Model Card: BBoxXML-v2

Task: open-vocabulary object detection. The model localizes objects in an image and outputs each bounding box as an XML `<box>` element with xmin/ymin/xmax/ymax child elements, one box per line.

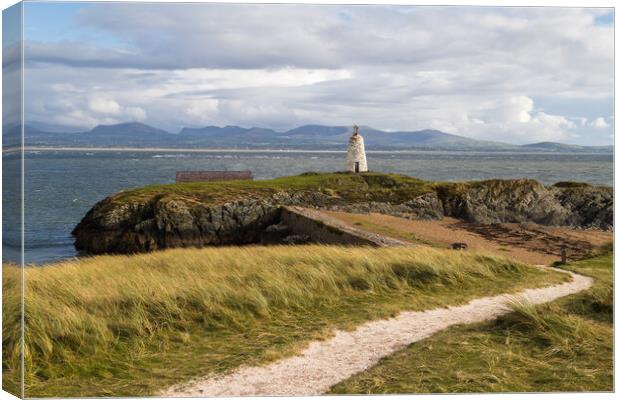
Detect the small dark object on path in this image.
<box><xmin>561</xmin><ymin>247</ymin><xmax>567</xmax><ymax>264</ymax></box>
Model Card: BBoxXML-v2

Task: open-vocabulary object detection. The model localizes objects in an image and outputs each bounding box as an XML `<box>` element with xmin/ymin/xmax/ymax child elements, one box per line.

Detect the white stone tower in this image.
<box><xmin>346</xmin><ymin>125</ymin><xmax>368</xmax><ymax>173</ymax></box>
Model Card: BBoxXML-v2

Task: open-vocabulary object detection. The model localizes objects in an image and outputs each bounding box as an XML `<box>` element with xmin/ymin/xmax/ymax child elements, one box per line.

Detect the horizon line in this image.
<box><xmin>2</xmin><ymin>146</ymin><xmax>613</xmax><ymax>155</ymax></box>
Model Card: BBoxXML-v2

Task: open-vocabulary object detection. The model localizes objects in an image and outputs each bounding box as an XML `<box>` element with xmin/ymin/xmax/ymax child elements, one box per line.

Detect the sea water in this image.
<box><xmin>2</xmin><ymin>150</ymin><xmax>613</xmax><ymax>264</ymax></box>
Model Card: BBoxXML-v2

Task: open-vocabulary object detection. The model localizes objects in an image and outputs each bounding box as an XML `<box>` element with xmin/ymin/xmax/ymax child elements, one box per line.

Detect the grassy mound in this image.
<box><xmin>106</xmin><ymin>171</ymin><xmax>439</xmax><ymax>208</ymax></box>
<box><xmin>330</xmin><ymin>244</ymin><xmax>613</xmax><ymax>394</ymax></box>
<box><xmin>73</xmin><ymin>171</ymin><xmax>612</xmax><ymax>255</ymax></box>
<box><xmin>3</xmin><ymin>245</ymin><xmax>567</xmax><ymax>397</ymax></box>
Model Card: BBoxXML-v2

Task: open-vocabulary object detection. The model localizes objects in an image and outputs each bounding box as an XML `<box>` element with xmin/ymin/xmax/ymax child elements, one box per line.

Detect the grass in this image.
<box><xmin>113</xmin><ymin>172</ymin><xmax>583</xmax><ymax>213</ymax></box>
<box><xmin>107</xmin><ymin>172</ymin><xmax>439</xmax><ymax>208</ymax></box>
<box><xmin>330</xmin><ymin>243</ymin><xmax>613</xmax><ymax>394</ymax></box>
<box><xmin>2</xmin><ymin>245</ymin><xmax>568</xmax><ymax>397</ymax></box>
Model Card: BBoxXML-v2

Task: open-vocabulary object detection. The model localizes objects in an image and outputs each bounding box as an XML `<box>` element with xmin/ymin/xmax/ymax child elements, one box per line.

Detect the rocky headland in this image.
<box><xmin>72</xmin><ymin>172</ymin><xmax>613</xmax><ymax>254</ymax></box>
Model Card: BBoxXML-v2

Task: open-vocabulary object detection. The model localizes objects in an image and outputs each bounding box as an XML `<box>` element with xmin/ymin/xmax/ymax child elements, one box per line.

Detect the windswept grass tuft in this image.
<box><xmin>2</xmin><ymin>263</ymin><xmax>22</xmax><ymax>397</ymax></box>
<box><xmin>3</xmin><ymin>245</ymin><xmax>566</xmax><ymax>397</ymax></box>
<box><xmin>554</xmin><ymin>242</ymin><xmax>613</xmax><ymax>323</ymax></box>
<box><xmin>498</xmin><ymin>300</ymin><xmax>606</xmax><ymax>359</ymax></box>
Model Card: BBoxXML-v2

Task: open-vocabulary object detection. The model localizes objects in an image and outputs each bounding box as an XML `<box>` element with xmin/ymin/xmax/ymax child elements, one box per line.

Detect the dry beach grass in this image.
<box><xmin>2</xmin><ymin>245</ymin><xmax>566</xmax><ymax>397</ymax></box>
<box><xmin>164</xmin><ymin>264</ymin><xmax>591</xmax><ymax>396</ymax></box>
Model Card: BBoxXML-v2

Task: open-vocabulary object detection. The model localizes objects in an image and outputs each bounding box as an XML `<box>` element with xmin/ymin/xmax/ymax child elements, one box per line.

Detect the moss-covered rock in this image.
<box><xmin>72</xmin><ymin>172</ymin><xmax>613</xmax><ymax>254</ymax></box>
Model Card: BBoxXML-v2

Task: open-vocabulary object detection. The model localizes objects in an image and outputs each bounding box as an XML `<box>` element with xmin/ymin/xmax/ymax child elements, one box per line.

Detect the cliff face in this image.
<box><xmin>442</xmin><ymin>179</ymin><xmax>612</xmax><ymax>228</ymax></box>
<box><xmin>73</xmin><ymin>173</ymin><xmax>612</xmax><ymax>254</ymax></box>
<box><xmin>73</xmin><ymin>191</ymin><xmax>333</xmax><ymax>254</ymax></box>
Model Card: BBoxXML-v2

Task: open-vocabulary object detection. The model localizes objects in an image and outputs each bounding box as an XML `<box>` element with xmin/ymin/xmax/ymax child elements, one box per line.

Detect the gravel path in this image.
<box><xmin>163</xmin><ymin>267</ymin><xmax>592</xmax><ymax>397</ymax></box>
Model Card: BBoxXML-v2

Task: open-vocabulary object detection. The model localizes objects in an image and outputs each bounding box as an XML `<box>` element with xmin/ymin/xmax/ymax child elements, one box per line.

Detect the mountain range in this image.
<box><xmin>2</xmin><ymin>122</ymin><xmax>613</xmax><ymax>152</ymax></box>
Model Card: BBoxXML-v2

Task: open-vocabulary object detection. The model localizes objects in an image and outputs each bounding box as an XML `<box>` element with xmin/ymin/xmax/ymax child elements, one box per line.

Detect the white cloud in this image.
<box><xmin>125</xmin><ymin>106</ymin><xmax>147</xmax><ymax>121</ymax></box>
<box><xmin>21</xmin><ymin>4</ymin><xmax>613</xmax><ymax>145</ymax></box>
<box><xmin>412</xmin><ymin>95</ymin><xmax>579</xmax><ymax>143</ymax></box>
<box><xmin>89</xmin><ymin>98</ymin><xmax>121</xmax><ymax>115</ymax></box>
<box><xmin>491</xmin><ymin>96</ymin><xmax>534</xmax><ymax>124</ymax></box>
<box><xmin>184</xmin><ymin>99</ymin><xmax>220</xmax><ymax>125</ymax></box>
<box><xmin>590</xmin><ymin>117</ymin><xmax>609</xmax><ymax>128</ymax></box>
<box><xmin>573</xmin><ymin>117</ymin><xmax>588</xmax><ymax>127</ymax></box>
<box><xmin>87</xmin><ymin>97</ymin><xmax>146</xmax><ymax>122</ymax></box>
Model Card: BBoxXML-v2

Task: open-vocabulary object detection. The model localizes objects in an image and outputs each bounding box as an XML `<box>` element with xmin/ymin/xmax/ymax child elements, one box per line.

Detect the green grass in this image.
<box><xmin>90</xmin><ymin>172</ymin><xmax>608</xmax><ymax>211</ymax></box>
<box><xmin>2</xmin><ymin>245</ymin><xmax>568</xmax><ymax>397</ymax></box>
<box><xmin>108</xmin><ymin>172</ymin><xmax>439</xmax><ymax>208</ymax></box>
<box><xmin>330</xmin><ymin>244</ymin><xmax>613</xmax><ymax>394</ymax></box>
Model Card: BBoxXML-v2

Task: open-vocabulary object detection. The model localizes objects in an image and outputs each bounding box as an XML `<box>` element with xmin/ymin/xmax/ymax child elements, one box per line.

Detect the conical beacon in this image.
<box><xmin>346</xmin><ymin>124</ymin><xmax>368</xmax><ymax>173</ymax></box>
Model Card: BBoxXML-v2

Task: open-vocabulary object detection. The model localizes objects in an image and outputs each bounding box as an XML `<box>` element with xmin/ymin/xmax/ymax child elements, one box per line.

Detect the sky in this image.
<box><xmin>13</xmin><ymin>2</ymin><xmax>615</xmax><ymax>145</ymax></box>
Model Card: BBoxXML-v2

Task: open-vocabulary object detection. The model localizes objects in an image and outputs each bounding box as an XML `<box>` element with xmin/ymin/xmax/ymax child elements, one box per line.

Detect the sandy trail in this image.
<box><xmin>323</xmin><ymin>211</ymin><xmax>612</xmax><ymax>265</ymax></box>
<box><xmin>163</xmin><ymin>267</ymin><xmax>592</xmax><ymax>397</ymax></box>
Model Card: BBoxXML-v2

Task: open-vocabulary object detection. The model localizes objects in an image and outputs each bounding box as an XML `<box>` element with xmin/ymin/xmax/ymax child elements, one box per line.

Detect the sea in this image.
<box><xmin>1</xmin><ymin>149</ymin><xmax>614</xmax><ymax>265</ymax></box>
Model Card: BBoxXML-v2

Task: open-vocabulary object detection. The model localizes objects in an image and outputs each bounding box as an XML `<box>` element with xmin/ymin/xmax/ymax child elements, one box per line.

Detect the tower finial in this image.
<box><xmin>352</xmin><ymin>124</ymin><xmax>359</xmax><ymax>136</ymax></box>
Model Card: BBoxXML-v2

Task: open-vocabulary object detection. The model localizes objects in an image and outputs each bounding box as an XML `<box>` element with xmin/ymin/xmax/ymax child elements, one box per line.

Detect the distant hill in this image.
<box><xmin>523</xmin><ymin>141</ymin><xmax>613</xmax><ymax>153</ymax></box>
<box><xmin>279</xmin><ymin>125</ymin><xmax>506</xmax><ymax>149</ymax></box>
<box><xmin>89</xmin><ymin>122</ymin><xmax>170</xmax><ymax>138</ymax></box>
<box><xmin>283</xmin><ymin>125</ymin><xmax>349</xmax><ymax>138</ymax></box>
<box><xmin>18</xmin><ymin>122</ymin><xmax>179</xmax><ymax>148</ymax></box>
<box><xmin>361</xmin><ymin>127</ymin><xmax>511</xmax><ymax>149</ymax></box>
<box><xmin>180</xmin><ymin>126</ymin><xmax>250</xmax><ymax>137</ymax></box>
<box><xmin>6</xmin><ymin>122</ymin><xmax>612</xmax><ymax>152</ymax></box>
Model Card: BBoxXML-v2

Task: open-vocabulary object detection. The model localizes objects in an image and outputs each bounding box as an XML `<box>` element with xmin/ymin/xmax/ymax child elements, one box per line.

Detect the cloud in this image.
<box><xmin>87</xmin><ymin>97</ymin><xmax>146</xmax><ymax>122</ymax></box>
<box><xmin>25</xmin><ymin>5</ymin><xmax>613</xmax><ymax>83</ymax></box>
<box><xmin>25</xmin><ymin>78</ymin><xmax>150</xmax><ymax>129</ymax></box>
<box><xmin>19</xmin><ymin>4</ymin><xmax>614</xmax><ymax>145</ymax></box>
<box><xmin>399</xmin><ymin>95</ymin><xmax>579</xmax><ymax>143</ymax></box>
<box><xmin>89</xmin><ymin>98</ymin><xmax>121</xmax><ymax>115</ymax></box>
<box><xmin>125</xmin><ymin>106</ymin><xmax>147</xmax><ymax>121</ymax></box>
<box><xmin>492</xmin><ymin>96</ymin><xmax>535</xmax><ymax>123</ymax></box>
<box><xmin>590</xmin><ymin>117</ymin><xmax>610</xmax><ymax>128</ymax></box>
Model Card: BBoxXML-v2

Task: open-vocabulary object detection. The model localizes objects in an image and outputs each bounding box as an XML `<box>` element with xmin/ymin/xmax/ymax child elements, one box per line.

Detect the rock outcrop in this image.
<box><xmin>449</xmin><ymin>179</ymin><xmax>612</xmax><ymax>229</ymax></box>
<box><xmin>74</xmin><ymin>193</ymin><xmax>312</xmax><ymax>254</ymax></box>
<box><xmin>73</xmin><ymin>173</ymin><xmax>612</xmax><ymax>254</ymax></box>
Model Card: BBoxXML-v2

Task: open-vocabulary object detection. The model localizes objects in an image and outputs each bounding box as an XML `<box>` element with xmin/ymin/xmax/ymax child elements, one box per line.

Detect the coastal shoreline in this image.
<box><xmin>3</xmin><ymin>146</ymin><xmax>613</xmax><ymax>155</ymax></box>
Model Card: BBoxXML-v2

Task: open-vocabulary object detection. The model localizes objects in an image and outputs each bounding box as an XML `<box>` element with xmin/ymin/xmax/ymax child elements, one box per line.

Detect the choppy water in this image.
<box><xmin>1</xmin><ymin>150</ymin><xmax>613</xmax><ymax>264</ymax></box>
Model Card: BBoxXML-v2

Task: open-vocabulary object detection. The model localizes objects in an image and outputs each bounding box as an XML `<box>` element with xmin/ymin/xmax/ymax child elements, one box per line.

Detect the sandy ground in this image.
<box><xmin>324</xmin><ymin>212</ymin><xmax>612</xmax><ymax>265</ymax></box>
<box><xmin>163</xmin><ymin>267</ymin><xmax>592</xmax><ymax>397</ymax></box>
